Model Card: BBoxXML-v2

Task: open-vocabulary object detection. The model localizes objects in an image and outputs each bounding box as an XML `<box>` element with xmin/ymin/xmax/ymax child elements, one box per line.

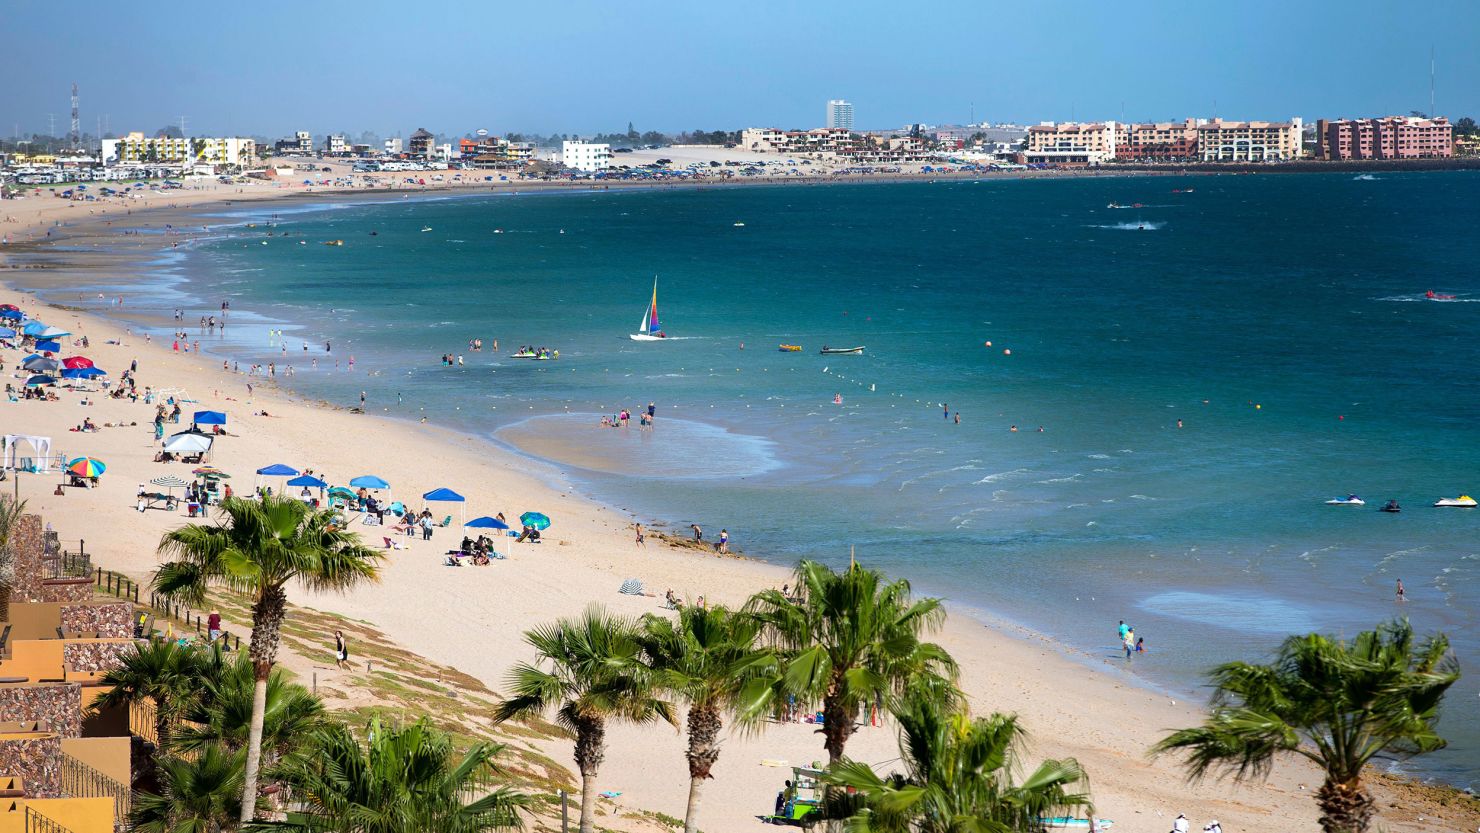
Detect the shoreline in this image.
<box><xmin>2</xmin><ymin>180</ymin><xmax>1473</xmax><ymax>832</ymax></box>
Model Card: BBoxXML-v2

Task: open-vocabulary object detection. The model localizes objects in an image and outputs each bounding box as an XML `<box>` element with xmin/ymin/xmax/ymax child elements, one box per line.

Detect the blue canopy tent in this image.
<box><xmin>0</xmin><ymin>309</ymin><xmax>23</xmax><ymax>320</ymax></box>
<box><xmin>0</xmin><ymin>328</ymin><xmax>16</xmax><ymax>338</ymax></box>
<box><xmin>255</xmin><ymin>463</ymin><xmax>300</xmax><ymax>494</ymax></box>
<box><xmin>21</xmin><ymin>321</ymin><xmax>48</xmax><ymax>336</ymax></box>
<box><xmin>286</xmin><ymin>474</ymin><xmax>328</xmax><ymax>503</ymax></box>
<box><xmin>34</xmin><ymin>339</ymin><xmax>61</xmax><ymax>353</ymax></box>
<box><xmin>193</xmin><ymin>410</ymin><xmax>227</xmax><ymax>429</ymax></box>
<box><xmin>422</xmin><ymin>487</ymin><xmax>467</xmax><ymax>524</ymax></box>
<box><xmin>464</xmin><ymin>515</ymin><xmax>511</xmax><ymax>558</ymax></box>
<box><xmin>349</xmin><ymin>475</ymin><xmax>391</xmax><ymax>504</ymax></box>
<box><xmin>37</xmin><ymin>327</ymin><xmax>69</xmax><ymax>339</ymax></box>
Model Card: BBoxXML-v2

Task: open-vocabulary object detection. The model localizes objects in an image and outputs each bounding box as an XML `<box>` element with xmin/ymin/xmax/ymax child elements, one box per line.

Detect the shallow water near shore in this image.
<box><xmin>33</xmin><ymin>172</ymin><xmax>1480</xmax><ymax>789</ymax></box>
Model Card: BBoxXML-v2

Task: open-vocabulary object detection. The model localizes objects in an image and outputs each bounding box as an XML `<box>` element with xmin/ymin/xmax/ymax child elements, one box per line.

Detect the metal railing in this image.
<box><xmin>129</xmin><ymin>698</ymin><xmax>158</xmax><ymax>747</ymax></box>
<box><xmin>41</xmin><ymin>540</ymin><xmax>91</xmax><ymax>580</ymax></box>
<box><xmin>23</xmin><ymin>806</ymin><xmax>77</xmax><ymax>833</ymax></box>
<box><xmin>60</xmin><ymin>751</ymin><xmax>130</xmax><ymax>823</ymax></box>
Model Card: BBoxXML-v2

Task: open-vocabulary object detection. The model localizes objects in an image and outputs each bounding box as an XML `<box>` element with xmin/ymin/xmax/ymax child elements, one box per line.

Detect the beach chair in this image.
<box><xmin>382</xmin><ymin>536</ymin><xmax>404</xmax><ymax>550</ymax></box>
<box><xmin>439</xmin><ymin>515</ymin><xmax>452</xmax><ymax>527</ymax></box>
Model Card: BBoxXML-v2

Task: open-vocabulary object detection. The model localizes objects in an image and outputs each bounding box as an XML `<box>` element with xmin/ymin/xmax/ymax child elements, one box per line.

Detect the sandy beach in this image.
<box><xmin>1</xmin><ymin>186</ymin><xmax>1472</xmax><ymax>833</ymax></box>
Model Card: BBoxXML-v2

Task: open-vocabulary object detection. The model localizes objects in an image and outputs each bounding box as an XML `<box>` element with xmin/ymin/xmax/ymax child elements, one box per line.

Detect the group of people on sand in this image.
<box><xmin>446</xmin><ymin>534</ymin><xmax>501</xmax><ymax>566</ymax></box>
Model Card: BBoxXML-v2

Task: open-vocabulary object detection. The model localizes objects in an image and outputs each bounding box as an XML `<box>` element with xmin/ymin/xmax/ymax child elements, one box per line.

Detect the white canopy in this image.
<box><xmin>162</xmin><ymin>431</ymin><xmax>213</xmax><ymax>454</ymax></box>
<box><xmin>2</xmin><ymin>434</ymin><xmax>53</xmax><ymax>473</ymax></box>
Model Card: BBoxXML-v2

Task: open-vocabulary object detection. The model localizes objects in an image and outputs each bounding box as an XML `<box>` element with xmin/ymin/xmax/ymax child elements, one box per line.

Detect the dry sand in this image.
<box><xmin>0</xmin><ymin>188</ymin><xmax>1467</xmax><ymax>833</ymax></box>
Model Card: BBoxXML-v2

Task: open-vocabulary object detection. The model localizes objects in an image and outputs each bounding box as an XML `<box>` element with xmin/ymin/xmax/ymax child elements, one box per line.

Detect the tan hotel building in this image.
<box><xmin>1197</xmin><ymin>118</ymin><xmax>1303</xmax><ymax>161</ymax></box>
<box><xmin>1024</xmin><ymin>122</ymin><xmax>1119</xmax><ymax>165</ymax></box>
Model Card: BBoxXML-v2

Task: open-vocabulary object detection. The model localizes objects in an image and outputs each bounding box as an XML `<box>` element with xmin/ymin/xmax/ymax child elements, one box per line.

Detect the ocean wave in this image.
<box><xmin>1089</xmin><ymin>221</ymin><xmax>1165</xmax><ymax>231</ymax></box>
<box><xmin>1034</xmin><ymin>473</ymin><xmax>1083</xmax><ymax>484</ymax></box>
<box><xmin>974</xmin><ymin>467</ymin><xmax>1030</xmax><ymax>484</ymax></box>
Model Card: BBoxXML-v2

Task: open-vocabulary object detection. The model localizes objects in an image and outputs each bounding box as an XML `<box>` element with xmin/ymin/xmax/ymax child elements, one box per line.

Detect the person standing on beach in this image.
<box><xmin>690</xmin><ymin>523</ymin><xmax>702</xmax><ymax>542</ymax></box>
<box><xmin>1124</xmin><ymin>627</ymin><xmax>1136</xmax><ymax>659</ymax></box>
<box><xmin>1396</xmin><ymin>579</ymin><xmax>1406</xmax><ymax>602</ymax></box>
<box><xmin>334</xmin><ymin>630</ymin><xmax>350</xmax><ymax>670</ymax></box>
<box><xmin>635</xmin><ymin>523</ymin><xmax>645</xmax><ymax>547</ymax></box>
<box><xmin>360</xmin><ymin>391</ymin><xmax>366</xmax><ymax>410</ymax></box>
<box><xmin>718</xmin><ymin>529</ymin><xmax>729</xmax><ymax>553</ymax></box>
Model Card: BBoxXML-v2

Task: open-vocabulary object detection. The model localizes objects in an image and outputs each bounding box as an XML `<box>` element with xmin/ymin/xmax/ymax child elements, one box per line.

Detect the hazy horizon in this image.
<box><xmin>4</xmin><ymin>0</ymin><xmax>1478</xmax><ymax>140</ymax></box>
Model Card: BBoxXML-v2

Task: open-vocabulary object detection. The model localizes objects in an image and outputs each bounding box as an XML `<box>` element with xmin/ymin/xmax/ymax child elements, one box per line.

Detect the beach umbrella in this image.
<box><xmin>67</xmin><ymin>457</ymin><xmax>107</xmax><ymax>478</ymax></box>
<box><xmin>150</xmin><ymin>475</ymin><xmax>189</xmax><ymax>492</ymax></box>
<box><xmin>34</xmin><ymin>339</ymin><xmax>61</xmax><ymax>353</ymax></box>
<box><xmin>287</xmin><ymin>474</ymin><xmax>328</xmax><ymax>489</ymax></box>
<box><xmin>61</xmin><ymin>356</ymin><xmax>94</xmax><ymax>369</ymax></box>
<box><xmin>21</xmin><ymin>321</ymin><xmax>47</xmax><ymax>335</ymax></box>
<box><xmin>23</xmin><ymin>355</ymin><xmax>59</xmax><ymax>371</ymax></box>
<box><xmin>38</xmin><ymin>327</ymin><xmax>70</xmax><ymax>339</ymax></box>
<box><xmin>0</xmin><ymin>303</ymin><xmax>17</xmax><ymax>311</ymax></box>
<box><xmin>0</xmin><ymin>310</ymin><xmax>22</xmax><ymax>321</ymax></box>
<box><xmin>0</xmin><ymin>328</ymin><xmax>15</xmax><ymax>338</ymax></box>
<box><xmin>349</xmin><ymin>475</ymin><xmax>389</xmax><ymax>489</ymax></box>
<box><xmin>26</xmin><ymin>374</ymin><xmax>57</xmax><ymax>387</ymax></box>
<box><xmin>162</xmin><ymin>430</ymin><xmax>213</xmax><ymax>454</ymax></box>
<box><xmin>327</xmin><ymin>486</ymin><xmax>355</xmax><ymax>499</ymax></box>
<box><xmin>193</xmin><ymin>410</ymin><xmax>227</xmax><ymax>426</ymax></box>
<box><xmin>519</xmin><ymin>511</ymin><xmax>551</xmax><ymax>531</ymax></box>
<box><xmin>192</xmin><ymin>466</ymin><xmax>229</xmax><ymax>478</ymax></box>
<box><xmin>61</xmin><ymin>367</ymin><xmax>105</xmax><ymax>379</ymax></box>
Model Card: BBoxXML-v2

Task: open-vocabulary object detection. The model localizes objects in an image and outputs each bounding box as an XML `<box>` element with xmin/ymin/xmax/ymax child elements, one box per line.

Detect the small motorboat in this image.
<box><xmin>420</xmin><ymin>227</ymin><xmax>433</xmax><ymax>232</ymax></box>
<box><xmin>733</xmin><ymin>222</ymin><xmax>746</xmax><ymax>227</ymax></box>
<box><xmin>1107</xmin><ymin>202</ymin><xmax>1121</xmax><ymax>209</ymax></box>
<box><xmin>1434</xmin><ymin>495</ymin><xmax>1478</xmax><ymax>507</ymax></box>
<box><xmin>321</xmin><ymin>240</ymin><xmax>343</xmax><ymax>247</ymax></box>
<box><xmin>819</xmin><ymin>346</ymin><xmax>865</xmax><ymax>355</ymax></box>
<box><xmin>778</xmin><ymin>344</ymin><xmax>802</xmax><ymax>352</ymax></box>
<box><xmin>1325</xmin><ymin>495</ymin><xmax>1365</xmax><ymax>506</ymax></box>
<box><xmin>1426</xmin><ymin>290</ymin><xmax>1456</xmax><ymax>300</ymax></box>
<box><xmin>1379</xmin><ymin>500</ymin><xmax>1401</xmax><ymax>513</ymax></box>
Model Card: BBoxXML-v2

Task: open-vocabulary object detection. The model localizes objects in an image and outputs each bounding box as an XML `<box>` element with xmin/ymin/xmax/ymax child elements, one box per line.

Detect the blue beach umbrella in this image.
<box><xmin>349</xmin><ymin>475</ymin><xmax>389</xmax><ymax>489</ymax></box>
<box><xmin>465</xmin><ymin>516</ymin><xmax>509</xmax><ymax>529</ymax></box>
<box><xmin>287</xmin><ymin>475</ymin><xmax>328</xmax><ymax>489</ymax></box>
<box><xmin>22</xmin><ymin>321</ymin><xmax>48</xmax><ymax>335</ymax></box>
<box><xmin>0</xmin><ymin>328</ymin><xmax>15</xmax><ymax>338</ymax></box>
<box><xmin>518</xmin><ymin>511</ymin><xmax>551</xmax><ymax>531</ymax></box>
<box><xmin>0</xmin><ymin>310</ymin><xmax>23</xmax><ymax>321</ymax></box>
<box><xmin>34</xmin><ymin>339</ymin><xmax>61</xmax><ymax>353</ymax></box>
<box><xmin>61</xmin><ymin>367</ymin><xmax>105</xmax><ymax>379</ymax></box>
<box><xmin>26</xmin><ymin>374</ymin><xmax>57</xmax><ymax>387</ymax></box>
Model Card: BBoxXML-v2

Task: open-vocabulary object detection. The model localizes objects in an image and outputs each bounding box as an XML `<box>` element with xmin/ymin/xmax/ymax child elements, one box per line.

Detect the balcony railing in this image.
<box><xmin>60</xmin><ymin>751</ymin><xmax>130</xmax><ymax>824</ymax></box>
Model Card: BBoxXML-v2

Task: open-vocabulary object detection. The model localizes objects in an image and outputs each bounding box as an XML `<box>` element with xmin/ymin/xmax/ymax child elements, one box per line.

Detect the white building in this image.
<box><xmin>325</xmin><ymin>134</ymin><xmax>348</xmax><ymax>155</ymax></box>
<box><xmin>826</xmin><ymin>99</ymin><xmax>855</xmax><ymax>130</ymax></box>
<box><xmin>1023</xmin><ymin>121</ymin><xmax>1120</xmax><ymax>166</ymax></box>
<box><xmin>384</xmin><ymin>137</ymin><xmax>403</xmax><ymax>155</ymax></box>
<box><xmin>101</xmin><ymin>133</ymin><xmax>255</xmax><ymax>168</ymax></box>
<box><xmin>295</xmin><ymin>131</ymin><xmax>313</xmax><ymax>154</ymax></box>
<box><xmin>561</xmin><ymin>140</ymin><xmax>612</xmax><ymax>172</ymax></box>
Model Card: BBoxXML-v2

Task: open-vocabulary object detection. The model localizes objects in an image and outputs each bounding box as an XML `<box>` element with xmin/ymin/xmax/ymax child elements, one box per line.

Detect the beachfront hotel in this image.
<box><xmin>1023</xmin><ymin>121</ymin><xmax>1120</xmax><ymax>166</ymax></box>
<box><xmin>100</xmin><ymin>133</ymin><xmax>256</xmax><ymax>167</ymax></box>
<box><xmin>827</xmin><ymin>99</ymin><xmax>855</xmax><ymax>130</ymax></box>
<box><xmin>561</xmin><ymin>140</ymin><xmax>613</xmax><ymax>172</ymax></box>
<box><xmin>1115</xmin><ymin>119</ymin><xmax>1201</xmax><ymax>161</ymax></box>
<box><xmin>1196</xmin><ymin>118</ymin><xmax>1303</xmax><ymax>161</ymax></box>
<box><xmin>1315</xmin><ymin>116</ymin><xmax>1454</xmax><ymax>160</ymax></box>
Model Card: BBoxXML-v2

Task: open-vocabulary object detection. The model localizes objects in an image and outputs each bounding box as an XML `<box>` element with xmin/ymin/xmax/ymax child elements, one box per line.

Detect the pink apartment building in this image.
<box><xmin>1317</xmin><ymin>116</ymin><xmax>1453</xmax><ymax>160</ymax></box>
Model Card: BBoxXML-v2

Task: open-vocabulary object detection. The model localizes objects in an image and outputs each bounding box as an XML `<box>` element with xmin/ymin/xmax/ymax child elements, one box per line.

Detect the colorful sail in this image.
<box><xmin>644</xmin><ymin>278</ymin><xmax>662</xmax><ymax>335</ymax></box>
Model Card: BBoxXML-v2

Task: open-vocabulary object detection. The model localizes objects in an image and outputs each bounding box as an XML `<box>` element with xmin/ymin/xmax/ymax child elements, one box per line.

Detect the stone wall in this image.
<box><xmin>0</xmin><ymin>682</ymin><xmax>82</xmax><ymax>737</ymax></box>
<box><xmin>9</xmin><ymin>514</ymin><xmax>44</xmax><ymax>603</ymax></box>
<box><xmin>41</xmin><ymin>579</ymin><xmax>94</xmax><ymax>604</ymax></box>
<box><xmin>59</xmin><ymin>602</ymin><xmax>133</xmax><ymax>638</ymax></box>
<box><xmin>0</xmin><ymin>733</ymin><xmax>62</xmax><ymax>797</ymax></box>
<box><xmin>63</xmin><ymin>642</ymin><xmax>135</xmax><ymax>675</ymax></box>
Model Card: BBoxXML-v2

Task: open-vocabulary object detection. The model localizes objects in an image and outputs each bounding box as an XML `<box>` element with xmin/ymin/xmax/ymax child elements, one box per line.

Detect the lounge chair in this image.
<box><xmin>438</xmin><ymin>515</ymin><xmax>452</xmax><ymax>527</ymax></box>
<box><xmin>382</xmin><ymin>537</ymin><xmax>405</xmax><ymax>550</ymax></box>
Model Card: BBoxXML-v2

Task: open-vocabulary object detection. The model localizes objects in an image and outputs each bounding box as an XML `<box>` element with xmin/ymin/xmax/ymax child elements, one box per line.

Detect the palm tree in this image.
<box><xmin>155</xmin><ymin>494</ymin><xmax>383</xmax><ymax>823</ymax></box>
<box><xmin>637</xmin><ymin>605</ymin><xmax>771</xmax><ymax>833</ymax></box>
<box><xmin>174</xmin><ymin>650</ymin><xmax>326</xmax><ymax>768</ymax></box>
<box><xmin>90</xmin><ymin>639</ymin><xmax>207</xmax><ymax>756</ymax></box>
<box><xmin>493</xmin><ymin>606</ymin><xmax>675</xmax><ymax>833</ymax></box>
<box><xmin>1153</xmin><ymin>620</ymin><xmax>1460</xmax><ymax>833</ymax></box>
<box><xmin>252</xmin><ymin>718</ymin><xmax>527</xmax><ymax>833</ymax></box>
<box><xmin>827</xmin><ymin>685</ymin><xmax>1092</xmax><ymax>833</ymax></box>
<box><xmin>132</xmin><ymin>743</ymin><xmax>245</xmax><ymax>833</ymax></box>
<box><xmin>0</xmin><ymin>495</ymin><xmax>27</xmax><ymax>623</ymax></box>
<box><xmin>745</xmin><ymin>561</ymin><xmax>958</xmax><ymax>764</ymax></box>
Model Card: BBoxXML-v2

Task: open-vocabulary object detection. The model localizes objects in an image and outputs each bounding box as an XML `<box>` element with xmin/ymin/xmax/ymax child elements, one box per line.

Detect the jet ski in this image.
<box><xmin>1426</xmin><ymin>290</ymin><xmax>1456</xmax><ymax>300</ymax></box>
<box><xmin>1434</xmin><ymin>495</ymin><xmax>1478</xmax><ymax>507</ymax></box>
<box><xmin>1379</xmin><ymin>500</ymin><xmax>1401</xmax><ymax>513</ymax></box>
<box><xmin>1325</xmin><ymin>495</ymin><xmax>1365</xmax><ymax>506</ymax></box>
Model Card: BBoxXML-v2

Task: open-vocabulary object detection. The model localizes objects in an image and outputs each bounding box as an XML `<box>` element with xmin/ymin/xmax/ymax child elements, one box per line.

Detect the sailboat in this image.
<box><xmin>629</xmin><ymin>277</ymin><xmax>667</xmax><ymax>341</ymax></box>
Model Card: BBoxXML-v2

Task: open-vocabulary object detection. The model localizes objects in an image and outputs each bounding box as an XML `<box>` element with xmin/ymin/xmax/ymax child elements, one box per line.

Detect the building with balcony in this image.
<box><xmin>192</xmin><ymin>137</ymin><xmax>256</xmax><ymax>167</ymax></box>
<box><xmin>826</xmin><ymin>99</ymin><xmax>854</xmax><ymax>130</ymax></box>
<box><xmin>295</xmin><ymin>131</ymin><xmax>313</xmax><ymax>154</ymax></box>
<box><xmin>408</xmin><ymin>128</ymin><xmax>435</xmax><ymax>158</ymax></box>
<box><xmin>325</xmin><ymin>134</ymin><xmax>348</xmax><ymax>156</ymax></box>
<box><xmin>1024</xmin><ymin>121</ymin><xmax>1119</xmax><ymax>166</ymax></box>
<box><xmin>561</xmin><ymin>141</ymin><xmax>612</xmax><ymax>172</ymax></box>
<box><xmin>100</xmin><ymin>132</ymin><xmax>190</xmax><ymax>165</ymax></box>
<box><xmin>1315</xmin><ymin>116</ymin><xmax>1453</xmax><ymax>160</ymax></box>
<box><xmin>384</xmin><ymin>137</ymin><xmax>403</xmax><ymax>156</ymax></box>
<box><xmin>1197</xmin><ymin>118</ymin><xmax>1303</xmax><ymax>161</ymax></box>
<box><xmin>1116</xmin><ymin>119</ymin><xmax>1201</xmax><ymax>161</ymax></box>
<box><xmin>740</xmin><ymin>127</ymin><xmax>860</xmax><ymax>156</ymax></box>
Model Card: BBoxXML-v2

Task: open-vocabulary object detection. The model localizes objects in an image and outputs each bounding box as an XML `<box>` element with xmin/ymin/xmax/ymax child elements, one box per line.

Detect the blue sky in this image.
<box><xmin>3</xmin><ymin>0</ymin><xmax>1477</xmax><ymax>139</ymax></box>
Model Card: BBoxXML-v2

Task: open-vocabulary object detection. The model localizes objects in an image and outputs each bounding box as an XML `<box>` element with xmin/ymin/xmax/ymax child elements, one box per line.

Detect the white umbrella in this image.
<box><xmin>162</xmin><ymin>431</ymin><xmax>214</xmax><ymax>454</ymax></box>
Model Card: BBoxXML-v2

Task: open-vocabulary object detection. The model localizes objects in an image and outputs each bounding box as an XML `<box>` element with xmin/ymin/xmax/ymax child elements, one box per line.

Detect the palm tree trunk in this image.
<box><xmin>579</xmin><ymin>773</ymin><xmax>598</xmax><ymax>833</ymax></box>
<box><xmin>821</xmin><ymin>694</ymin><xmax>852</xmax><ymax>765</ymax></box>
<box><xmin>574</xmin><ymin>717</ymin><xmax>606</xmax><ymax>833</ymax></box>
<box><xmin>684</xmin><ymin>704</ymin><xmax>722</xmax><ymax>833</ymax></box>
<box><xmin>1317</xmin><ymin>776</ymin><xmax>1375</xmax><ymax>833</ymax></box>
<box><xmin>239</xmin><ymin>584</ymin><xmax>287</xmax><ymax>823</ymax></box>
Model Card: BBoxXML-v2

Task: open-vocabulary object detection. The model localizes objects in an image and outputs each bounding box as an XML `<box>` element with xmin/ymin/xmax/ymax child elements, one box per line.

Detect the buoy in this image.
<box><xmin>1255</xmin><ymin>404</ymin><xmax>1262</xmax><ymax>409</ymax></box>
<box><xmin>1003</xmin><ymin>349</ymin><xmax>1011</xmax><ymax>355</ymax></box>
<box><xmin>985</xmin><ymin>340</ymin><xmax>992</xmax><ymax>347</ymax></box>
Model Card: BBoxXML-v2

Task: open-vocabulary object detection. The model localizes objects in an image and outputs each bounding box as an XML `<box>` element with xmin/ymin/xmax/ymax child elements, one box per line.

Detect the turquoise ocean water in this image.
<box><xmin>66</xmin><ymin>172</ymin><xmax>1480</xmax><ymax>788</ymax></box>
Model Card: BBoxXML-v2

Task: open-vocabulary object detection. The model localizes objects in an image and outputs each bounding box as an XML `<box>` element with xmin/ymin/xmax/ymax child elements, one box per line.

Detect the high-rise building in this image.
<box><xmin>826</xmin><ymin>99</ymin><xmax>854</xmax><ymax>131</ymax></box>
<box><xmin>1024</xmin><ymin>121</ymin><xmax>1120</xmax><ymax>166</ymax></box>
<box><xmin>409</xmin><ymin>128</ymin><xmax>435</xmax><ymax>158</ymax></box>
<box><xmin>561</xmin><ymin>140</ymin><xmax>612</xmax><ymax>172</ymax></box>
<box><xmin>1196</xmin><ymin>118</ymin><xmax>1303</xmax><ymax>161</ymax></box>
